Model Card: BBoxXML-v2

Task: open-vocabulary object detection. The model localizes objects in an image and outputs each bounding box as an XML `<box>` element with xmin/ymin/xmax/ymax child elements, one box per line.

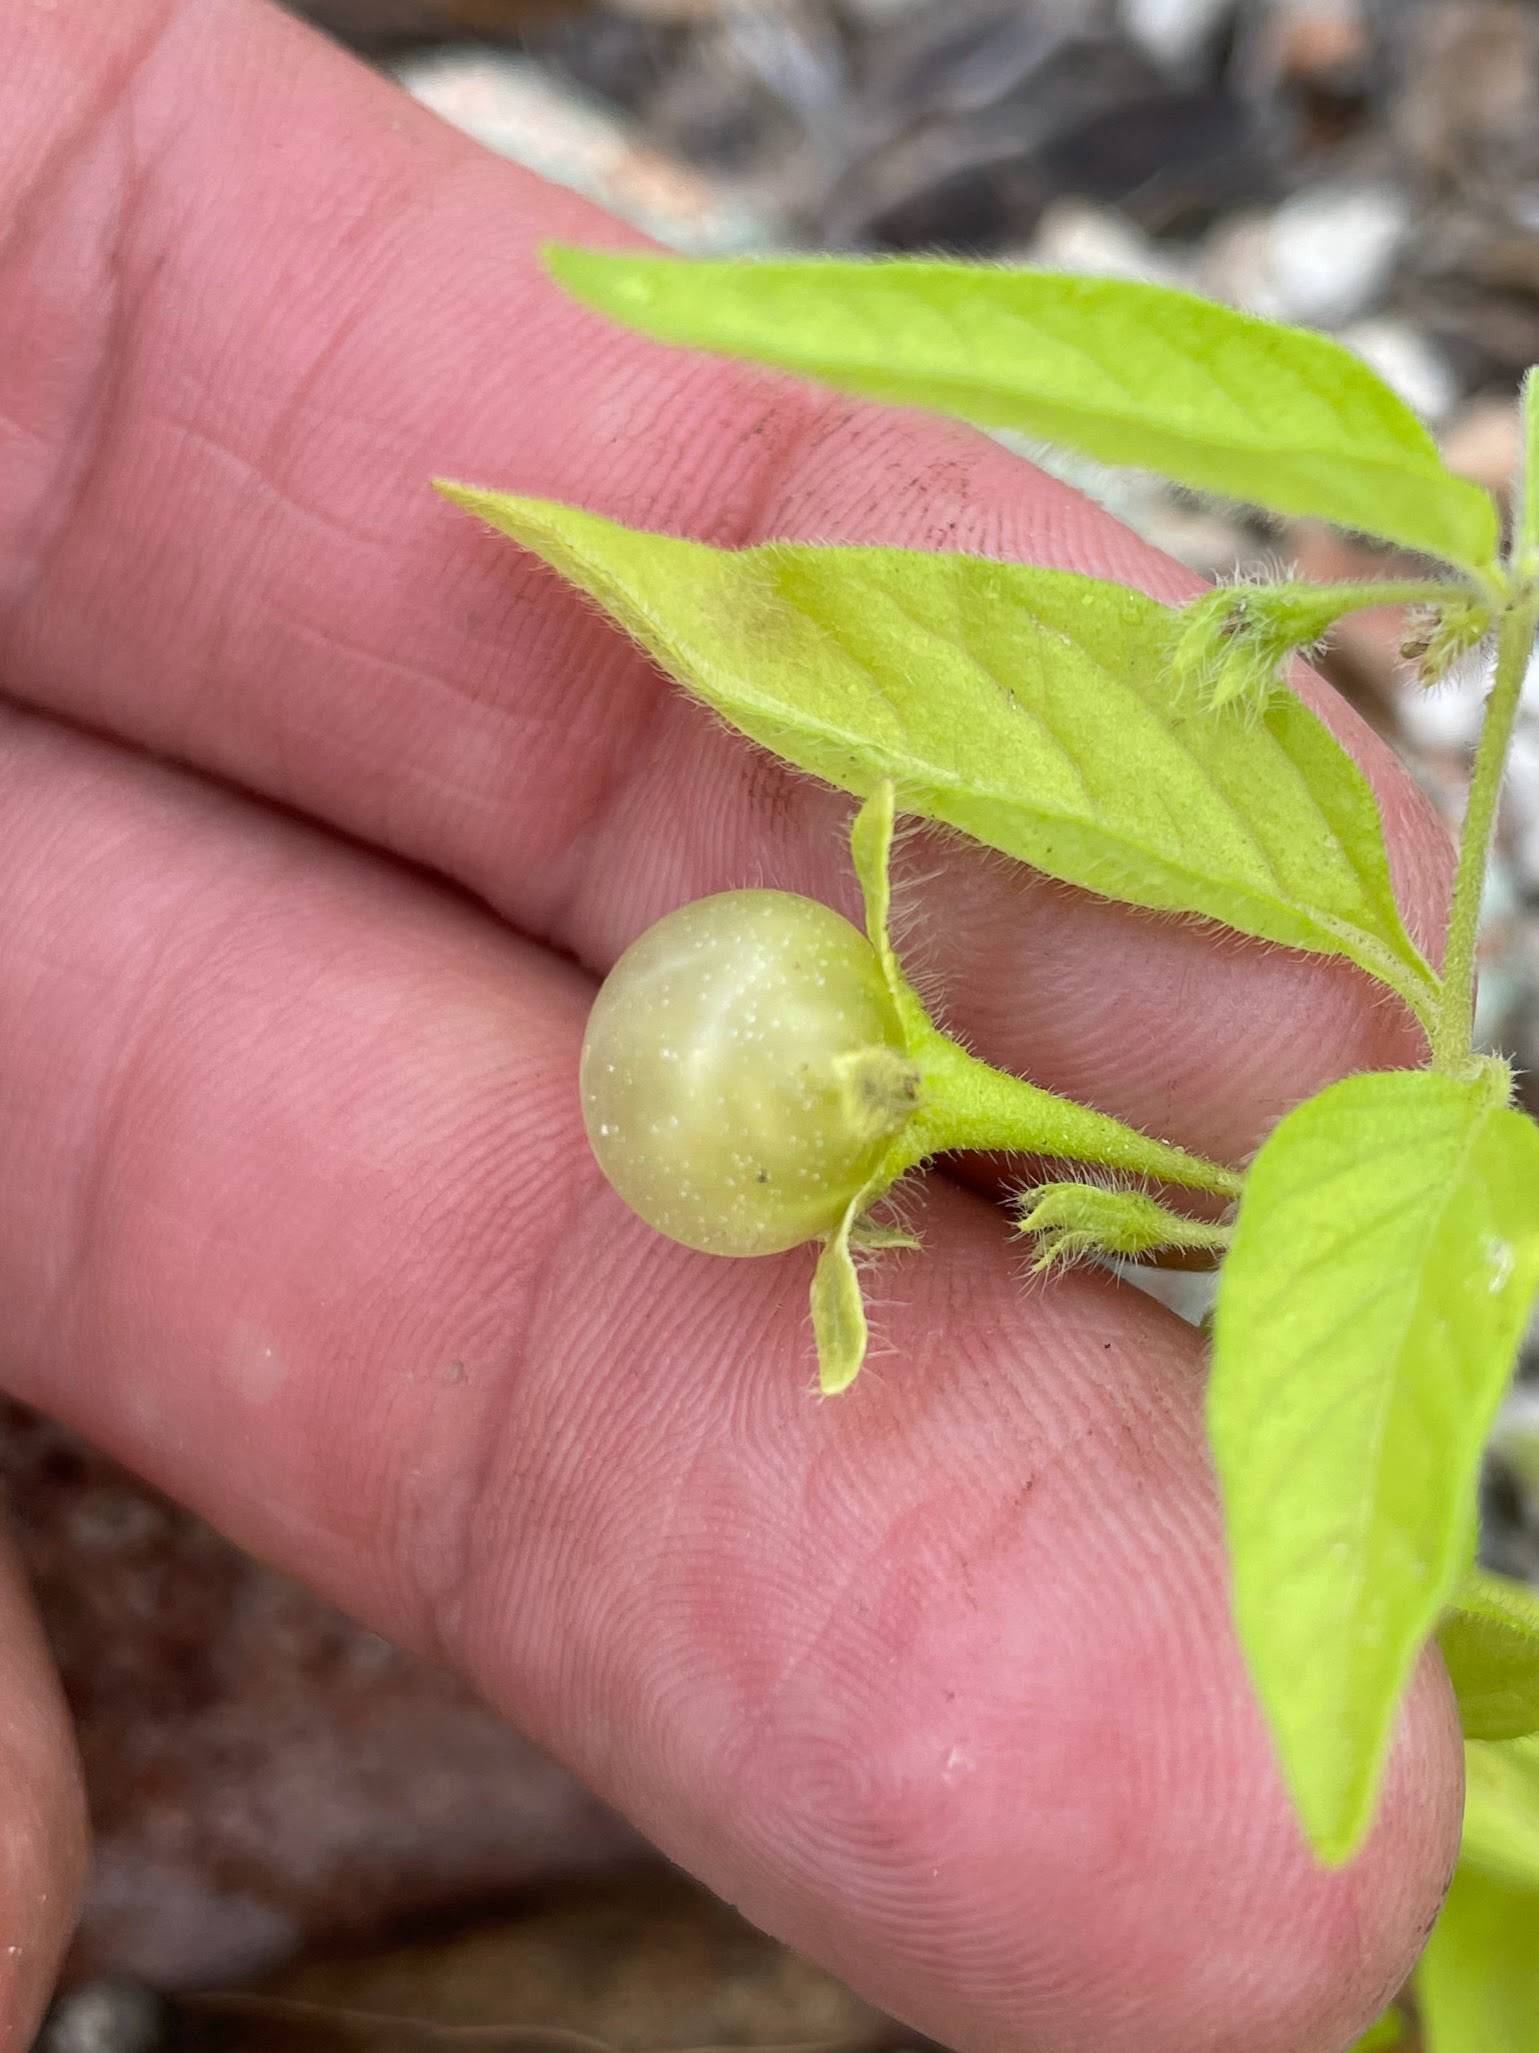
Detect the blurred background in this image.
<box><xmin>20</xmin><ymin>3</ymin><xmax>1539</xmax><ymax>2048</ymax></box>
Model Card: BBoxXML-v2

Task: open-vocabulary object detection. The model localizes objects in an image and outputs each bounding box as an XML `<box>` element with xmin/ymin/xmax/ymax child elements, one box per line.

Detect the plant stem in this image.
<box><xmin>1520</xmin><ymin>365</ymin><xmax>1539</xmax><ymax>578</ymax></box>
<box><xmin>898</xmin><ymin>1029</ymin><xmax>1243</xmax><ymax>1200</ymax></box>
<box><xmin>1431</xmin><ymin>593</ymin><xmax>1538</xmax><ymax>1071</ymax></box>
<box><xmin>1425</xmin><ymin>366</ymin><xmax>1539</xmax><ymax>1070</ymax></box>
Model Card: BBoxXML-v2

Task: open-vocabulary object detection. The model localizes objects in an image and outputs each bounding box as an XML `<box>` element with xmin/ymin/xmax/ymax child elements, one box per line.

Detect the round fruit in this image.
<box><xmin>580</xmin><ymin>889</ymin><xmax>919</xmax><ymax>1256</ymax></box>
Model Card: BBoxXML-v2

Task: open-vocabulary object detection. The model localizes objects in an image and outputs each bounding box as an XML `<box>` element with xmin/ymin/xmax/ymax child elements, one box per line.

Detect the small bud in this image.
<box><xmin>1170</xmin><ymin>587</ymin><xmax>1326</xmax><ymax>719</ymax></box>
<box><xmin>1016</xmin><ymin>1181</ymin><xmax>1230</xmax><ymax>1273</ymax></box>
<box><xmin>1171</xmin><ymin>591</ymin><xmax>1267</xmax><ymax>715</ymax></box>
<box><xmin>1170</xmin><ymin>579</ymin><xmax>1456</xmax><ymax>720</ymax></box>
<box><xmin>1400</xmin><ymin>595</ymin><xmax>1491</xmax><ymax>686</ymax></box>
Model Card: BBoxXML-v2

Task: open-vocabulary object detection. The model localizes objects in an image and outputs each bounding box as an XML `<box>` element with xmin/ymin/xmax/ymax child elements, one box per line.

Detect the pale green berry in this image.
<box><xmin>581</xmin><ymin>889</ymin><xmax>919</xmax><ymax>1256</ymax></box>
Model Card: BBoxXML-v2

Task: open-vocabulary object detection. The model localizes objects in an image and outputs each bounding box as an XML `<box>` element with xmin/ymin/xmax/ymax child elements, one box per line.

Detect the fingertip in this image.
<box><xmin>653</xmin><ymin>1215</ymin><xmax>1464</xmax><ymax>2053</ymax></box>
<box><xmin>837</xmin><ymin>1600</ymin><xmax>1461</xmax><ymax>2053</ymax></box>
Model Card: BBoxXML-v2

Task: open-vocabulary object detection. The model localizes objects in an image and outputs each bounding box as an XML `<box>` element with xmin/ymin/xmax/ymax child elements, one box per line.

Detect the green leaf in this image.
<box><xmin>1209</xmin><ymin>1069</ymin><xmax>1539</xmax><ymax>1863</ymax></box>
<box><xmin>1417</xmin><ymin>1740</ymin><xmax>1539</xmax><ymax>2051</ymax></box>
<box><xmin>546</xmin><ymin>246</ymin><xmax>1500</xmax><ymax>573</ymax></box>
<box><xmin>1416</xmin><ymin>1861</ymin><xmax>1539</xmax><ymax>2052</ymax></box>
<box><xmin>1440</xmin><ymin>1569</ymin><xmax>1539</xmax><ymax>1741</ymax></box>
<box><xmin>1462</xmin><ymin>1734</ymin><xmax>1539</xmax><ymax>1890</ymax></box>
<box><xmin>1347</xmin><ymin>2013</ymin><xmax>1410</xmax><ymax>2052</ymax></box>
<box><xmin>437</xmin><ymin>488</ymin><xmax>1438</xmax><ymax>1024</ymax></box>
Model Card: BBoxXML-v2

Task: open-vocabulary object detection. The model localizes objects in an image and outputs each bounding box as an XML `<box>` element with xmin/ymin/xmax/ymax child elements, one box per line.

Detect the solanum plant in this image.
<box><xmin>438</xmin><ymin>249</ymin><xmax>1539</xmax><ymax>2049</ymax></box>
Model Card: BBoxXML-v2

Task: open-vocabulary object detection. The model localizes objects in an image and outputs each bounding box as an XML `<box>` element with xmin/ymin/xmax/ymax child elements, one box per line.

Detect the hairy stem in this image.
<box><xmin>1432</xmin><ymin>595</ymin><xmax>1538</xmax><ymax>1071</ymax></box>
<box><xmin>1521</xmin><ymin>365</ymin><xmax>1539</xmax><ymax>580</ymax></box>
<box><xmin>899</xmin><ymin>1030</ymin><xmax>1243</xmax><ymax>1199</ymax></box>
<box><xmin>1429</xmin><ymin>367</ymin><xmax>1539</xmax><ymax>1070</ymax></box>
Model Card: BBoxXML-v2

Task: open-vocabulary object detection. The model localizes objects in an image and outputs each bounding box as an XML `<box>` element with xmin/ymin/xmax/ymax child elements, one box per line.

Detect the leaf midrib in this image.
<box><xmin>758</xmin><ymin>544</ymin><xmax>1425</xmax><ymax>982</ymax></box>
<box><xmin>667</xmin><ymin>615</ymin><xmax>1403</xmax><ymax>967</ymax></box>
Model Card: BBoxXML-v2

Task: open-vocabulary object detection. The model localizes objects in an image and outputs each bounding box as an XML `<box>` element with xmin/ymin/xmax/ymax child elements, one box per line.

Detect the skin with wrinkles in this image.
<box><xmin>0</xmin><ymin>3</ymin><xmax>1463</xmax><ymax>2049</ymax></box>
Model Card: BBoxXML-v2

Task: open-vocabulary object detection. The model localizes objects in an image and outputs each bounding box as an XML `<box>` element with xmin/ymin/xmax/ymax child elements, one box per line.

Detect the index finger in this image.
<box><xmin>0</xmin><ymin>0</ymin><xmax>1450</xmax><ymax>1177</ymax></box>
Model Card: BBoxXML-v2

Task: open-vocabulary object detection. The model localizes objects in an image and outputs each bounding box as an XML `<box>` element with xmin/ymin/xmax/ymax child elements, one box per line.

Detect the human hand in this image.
<box><xmin>0</xmin><ymin>4</ymin><xmax>1462</xmax><ymax>2048</ymax></box>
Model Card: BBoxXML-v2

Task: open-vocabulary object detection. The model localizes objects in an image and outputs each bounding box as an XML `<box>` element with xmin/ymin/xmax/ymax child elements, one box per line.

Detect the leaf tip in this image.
<box><xmin>817</xmin><ymin>1357</ymin><xmax>860</xmax><ymax>1399</ymax></box>
<box><xmin>541</xmin><ymin>240</ymin><xmax>659</xmax><ymax>318</ymax></box>
<box><xmin>542</xmin><ymin>240</ymin><xmax>600</xmax><ymax>296</ymax></box>
<box><xmin>432</xmin><ymin>480</ymin><xmax>535</xmax><ymax>536</ymax></box>
<box><xmin>1281</xmin><ymin>1754</ymin><xmax>1376</xmax><ymax>1870</ymax></box>
<box><xmin>430</xmin><ymin>485</ymin><xmax>579</xmax><ymax>562</ymax></box>
<box><xmin>1311</xmin><ymin>1817</ymin><xmax>1369</xmax><ymax>1871</ymax></box>
<box><xmin>432</xmin><ymin>477</ymin><xmax>480</xmax><ymax>511</ymax></box>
